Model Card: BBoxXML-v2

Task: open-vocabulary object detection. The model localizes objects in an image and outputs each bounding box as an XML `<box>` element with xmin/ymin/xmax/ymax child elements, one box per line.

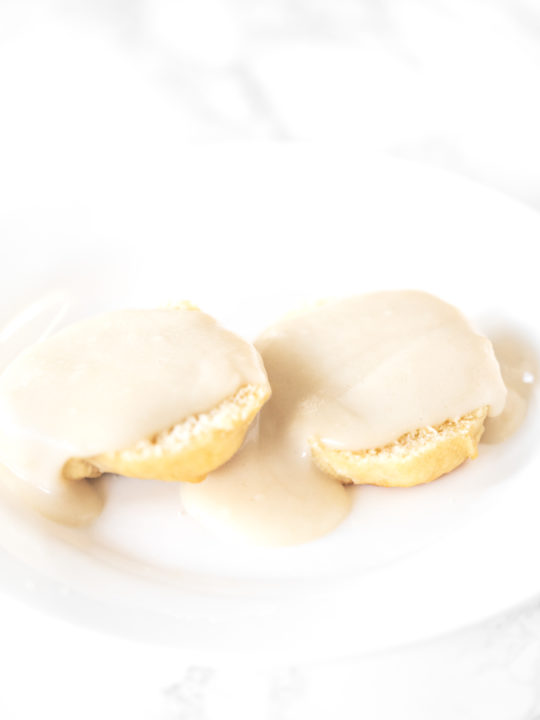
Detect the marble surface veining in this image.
<box><xmin>2</xmin><ymin>0</ymin><xmax>540</xmax><ymax>206</ymax></box>
<box><xmin>1</xmin><ymin>1</ymin><xmax>540</xmax><ymax>718</ymax></box>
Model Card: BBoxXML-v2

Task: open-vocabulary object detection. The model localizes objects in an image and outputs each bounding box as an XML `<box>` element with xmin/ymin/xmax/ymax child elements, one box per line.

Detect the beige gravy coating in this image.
<box><xmin>0</xmin><ymin>308</ymin><xmax>267</xmax><ymax>524</ymax></box>
<box><xmin>181</xmin><ymin>291</ymin><xmax>507</xmax><ymax>545</ymax></box>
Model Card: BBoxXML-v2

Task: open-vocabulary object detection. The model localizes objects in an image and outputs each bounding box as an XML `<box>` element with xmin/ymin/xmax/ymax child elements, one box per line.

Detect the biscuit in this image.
<box><xmin>309</xmin><ymin>407</ymin><xmax>487</xmax><ymax>487</ymax></box>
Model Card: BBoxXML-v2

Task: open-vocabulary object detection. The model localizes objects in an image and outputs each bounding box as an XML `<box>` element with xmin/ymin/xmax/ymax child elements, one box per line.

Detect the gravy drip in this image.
<box><xmin>0</xmin><ymin>308</ymin><xmax>267</xmax><ymax>525</ymax></box>
<box><xmin>181</xmin><ymin>292</ymin><xmax>508</xmax><ymax>546</ymax></box>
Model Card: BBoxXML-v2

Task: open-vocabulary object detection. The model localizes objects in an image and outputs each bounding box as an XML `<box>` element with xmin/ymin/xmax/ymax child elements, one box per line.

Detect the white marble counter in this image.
<box><xmin>1</xmin><ymin>1</ymin><xmax>540</xmax><ymax>717</ymax></box>
<box><xmin>2</xmin><ymin>0</ymin><xmax>540</xmax><ymax>206</ymax></box>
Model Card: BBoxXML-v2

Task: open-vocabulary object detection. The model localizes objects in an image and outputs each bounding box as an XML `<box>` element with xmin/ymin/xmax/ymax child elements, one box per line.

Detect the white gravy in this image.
<box><xmin>0</xmin><ymin>308</ymin><xmax>267</xmax><ymax>524</ymax></box>
<box><xmin>0</xmin><ymin>292</ymin><xmax>514</xmax><ymax>544</ymax></box>
<box><xmin>181</xmin><ymin>291</ymin><xmax>508</xmax><ymax>545</ymax></box>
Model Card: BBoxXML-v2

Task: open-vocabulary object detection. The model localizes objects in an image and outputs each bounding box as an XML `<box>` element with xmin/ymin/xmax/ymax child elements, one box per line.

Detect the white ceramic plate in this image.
<box><xmin>0</xmin><ymin>145</ymin><xmax>539</xmax><ymax>662</ymax></box>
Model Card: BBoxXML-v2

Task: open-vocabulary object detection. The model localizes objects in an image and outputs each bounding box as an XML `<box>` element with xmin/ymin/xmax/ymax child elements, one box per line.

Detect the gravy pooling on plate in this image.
<box><xmin>0</xmin><ymin>308</ymin><xmax>267</xmax><ymax>525</ymax></box>
<box><xmin>181</xmin><ymin>291</ymin><xmax>508</xmax><ymax>545</ymax></box>
<box><xmin>0</xmin><ymin>292</ymin><xmax>512</xmax><ymax>544</ymax></box>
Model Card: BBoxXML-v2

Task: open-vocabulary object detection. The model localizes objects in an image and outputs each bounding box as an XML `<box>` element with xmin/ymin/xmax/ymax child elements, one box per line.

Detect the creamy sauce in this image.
<box><xmin>181</xmin><ymin>291</ymin><xmax>508</xmax><ymax>545</ymax></box>
<box><xmin>181</xmin><ymin>421</ymin><xmax>353</xmax><ymax>546</ymax></box>
<box><xmin>0</xmin><ymin>292</ymin><xmax>522</xmax><ymax>545</ymax></box>
<box><xmin>483</xmin><ymin>330</ymin><xmax>537</xmax><ymax>444</ymax></box>
<box><xmin>0</xmin><ymin>308</ymin><xmax>267</xmax><ymax>525</ymax></box>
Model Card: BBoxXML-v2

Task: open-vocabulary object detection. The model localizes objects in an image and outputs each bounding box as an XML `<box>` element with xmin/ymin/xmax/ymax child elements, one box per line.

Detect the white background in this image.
<box><xmin>2</xmin><ymin>2</ymin><xmax>540</xmax><ymax>718</ymax></box>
